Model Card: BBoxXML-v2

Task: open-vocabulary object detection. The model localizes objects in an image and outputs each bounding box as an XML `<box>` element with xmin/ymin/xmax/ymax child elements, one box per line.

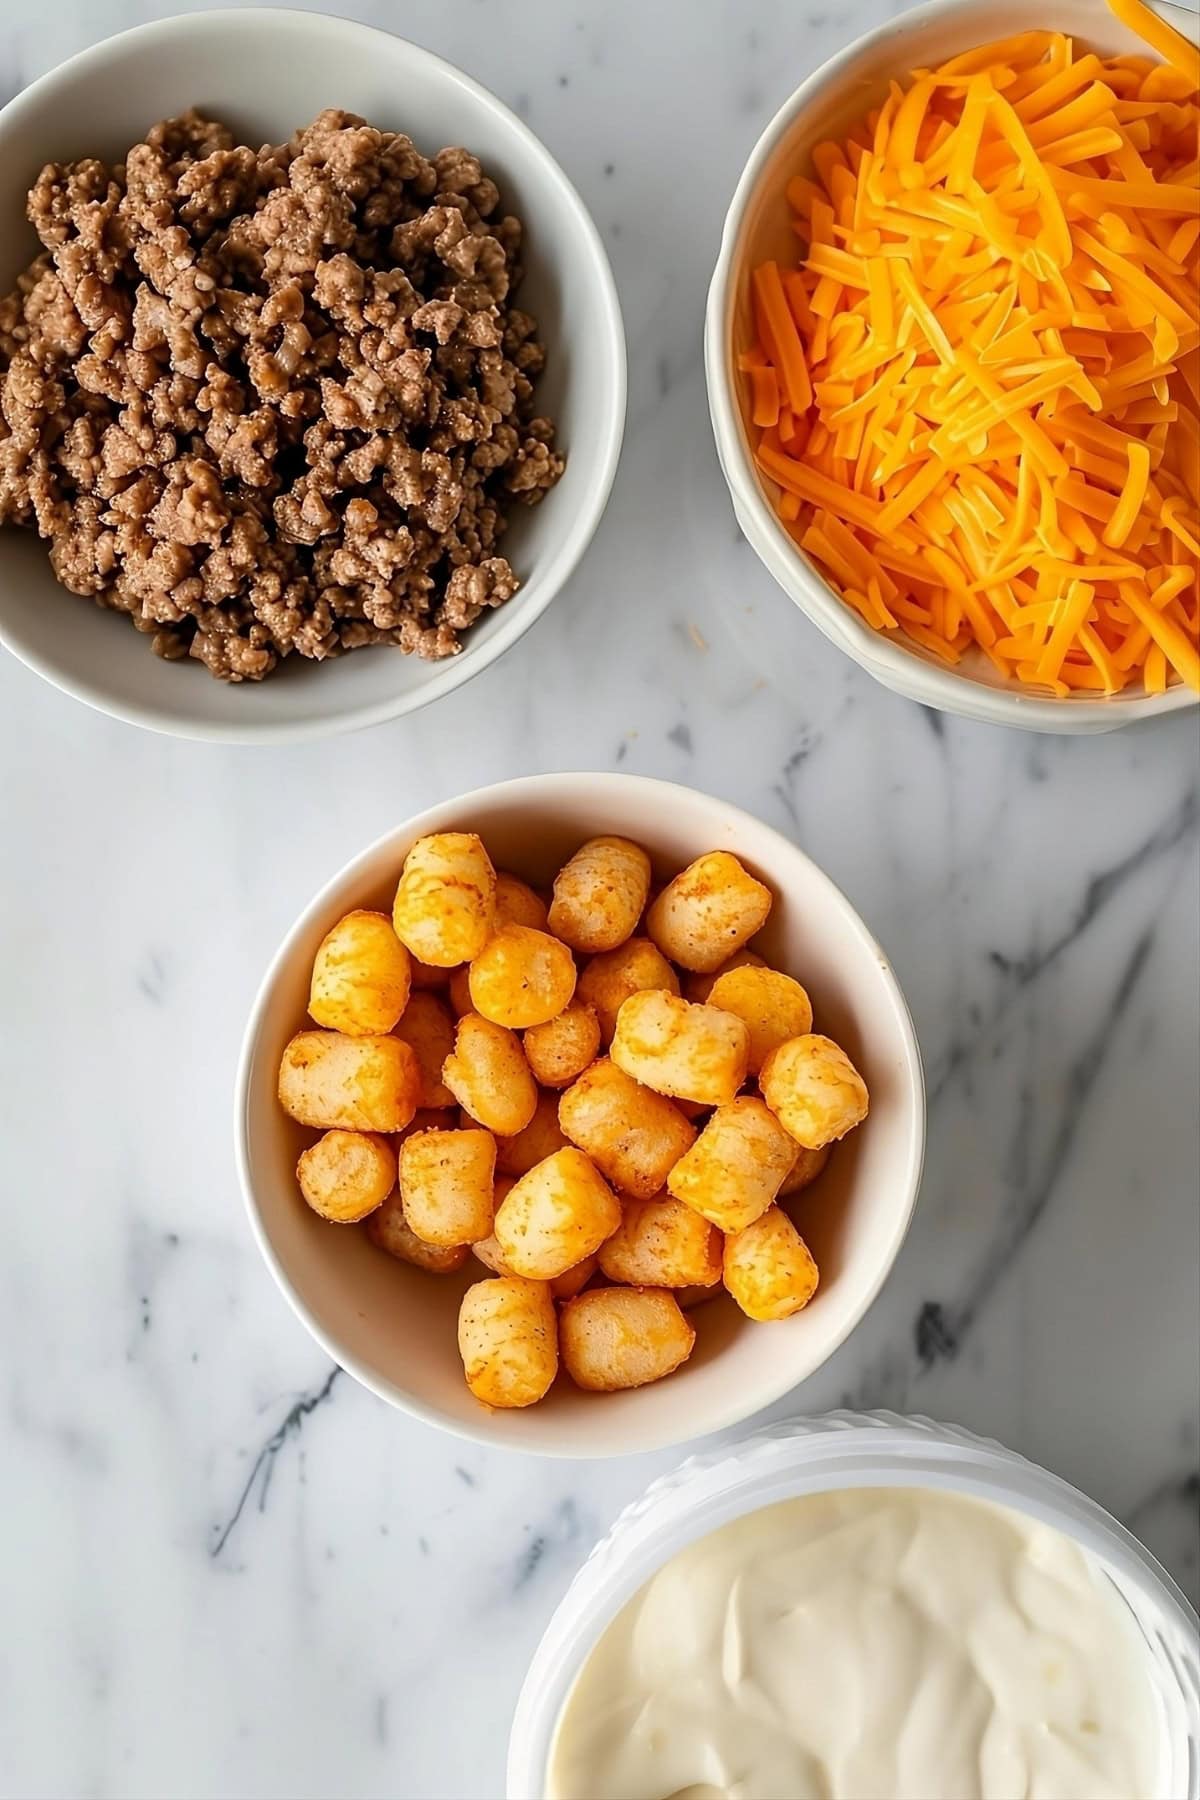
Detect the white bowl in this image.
<box><xmin>235</xmin><ymin>773</ymin><xmax>925</xmax><ymax>1457</ymax></box>
<box><xmin>0</xmin><ymin>9</ymin><xmax>625</xmax><ymax>742</ymax></box>
<box><xmin>508</xmin><ymin>1412</ymin><xmax>1200</xmax><ymax>1797</ymax></box>
<box><xmin>704</xmin><ymin>0</ymin><xmax>1199</xmax><ymax>734</ymax></box>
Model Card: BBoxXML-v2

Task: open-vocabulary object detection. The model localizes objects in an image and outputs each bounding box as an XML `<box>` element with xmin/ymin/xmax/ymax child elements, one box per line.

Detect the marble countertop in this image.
<box><xmin>2</xmin><ymin>2</ymin><xmax>1198</xmax><ymax>1796</ymax></box>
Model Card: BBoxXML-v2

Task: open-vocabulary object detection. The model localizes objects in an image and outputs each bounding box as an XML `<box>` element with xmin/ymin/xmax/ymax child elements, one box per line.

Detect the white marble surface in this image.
<box><xmin>1</xmin><ymin>2</ymin><xmax>1198</xmax><ymax>1796</ymax></box>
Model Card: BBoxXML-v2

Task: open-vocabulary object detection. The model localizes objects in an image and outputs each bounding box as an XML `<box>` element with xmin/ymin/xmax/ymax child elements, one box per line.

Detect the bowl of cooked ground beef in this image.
<box><xmin>0</xmin><ymin>9</ymin><xmax>625</xmax><ymax>740</ymax></box>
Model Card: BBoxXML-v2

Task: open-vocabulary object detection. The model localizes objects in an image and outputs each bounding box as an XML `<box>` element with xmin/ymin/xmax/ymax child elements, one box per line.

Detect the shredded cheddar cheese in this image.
<box><xmin>742</xmin><ymin>2</ymin><xmax>1200</xmax><ymax>695</ymax></box>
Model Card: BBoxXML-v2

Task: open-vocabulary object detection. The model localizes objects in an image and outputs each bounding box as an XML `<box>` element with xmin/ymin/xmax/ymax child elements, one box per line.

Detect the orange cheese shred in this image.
<box><xmin>1105</xmin><ymin>0</ymin><xmax>1200</xmax><ymax>87</ymax></box>
<box><xmin>751</xmin><ymin>261</ymin><xmax>813</xmax><ymax>413</ymax></box>
<box><xmin>1101</xmin><ymin>440</ymin><xmax>1151</xmax><ymax>546</ymax></box>
<box><xmin>740</xmin><ymin>5</ymin><xmax>1200</xmax><ymax>697</ymax></box>
<box><xmin>747</xmin><ymin>364</ymin><xmax>782</xmax><ymax>428</ymax></box>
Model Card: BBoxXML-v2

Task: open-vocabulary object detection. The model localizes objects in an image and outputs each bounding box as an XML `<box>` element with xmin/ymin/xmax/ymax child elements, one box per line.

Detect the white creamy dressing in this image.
<box><xmin>546</xmin><ymin>1487</ymin><xmax>1162</xmax><ymax>1800</ymax></box>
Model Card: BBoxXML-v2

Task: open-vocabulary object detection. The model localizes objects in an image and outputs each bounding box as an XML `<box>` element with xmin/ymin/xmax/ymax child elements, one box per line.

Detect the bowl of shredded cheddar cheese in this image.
<box><xmin>705</xmin><ymin>0</ymin><xmax>1200</xmax><ymax>730</ymax></box>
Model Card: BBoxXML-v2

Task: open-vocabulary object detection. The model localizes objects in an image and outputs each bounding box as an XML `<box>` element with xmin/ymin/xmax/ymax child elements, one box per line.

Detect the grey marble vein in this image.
<box><xmin>916</xmin><ymin>924</ymin><xmax>1155</xmax><ymax>1368</ymax></box>
<box><xmin>0</xmin><ymin>2</ymin><xmax>1196</xmax><ymax>1795</ymax></box>
<box><xmin>211</xmin><ymin>1365</ymin><xmax>342</xmax><ymax>1559</ymax></box>
<box><xmin>930</xmin><ymin>785</ymin><xmax>1198</xmax><ymax>1103</ymax></box>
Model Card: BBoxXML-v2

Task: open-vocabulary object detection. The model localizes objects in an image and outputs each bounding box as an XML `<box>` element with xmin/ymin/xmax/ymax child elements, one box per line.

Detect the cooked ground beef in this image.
<box><xmin>0</xmin><ymin>109</ymin><xmax>564</xmax><ymax>681</ymax></box>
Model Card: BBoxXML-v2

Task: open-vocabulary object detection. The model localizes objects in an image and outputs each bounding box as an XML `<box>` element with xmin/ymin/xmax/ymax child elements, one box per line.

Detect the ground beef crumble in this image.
<box><xmin>0</xmin><ymin>109</ymin><xmax>564</xmax><ymax>681</ymax></box>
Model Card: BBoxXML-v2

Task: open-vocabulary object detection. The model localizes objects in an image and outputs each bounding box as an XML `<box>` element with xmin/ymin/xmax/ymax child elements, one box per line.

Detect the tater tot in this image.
<box><xmin>308</xmin><ymin>910</ymin><xmax>412</xmax><ymax>1036</ymax></box>
<box><xmin>558</xmin><ymin>1059</ymin><xmax>696</xmax><ymax>1199</ymax></box>
<box><xmin>392</xmin><ymin>832</ymin><xmax>496</xmax><ymax>967</ymax></box>
<box><xmin>494</xmin><ymin>1089</ymin><xmax>570</xmax><ymax>1177</ymax></box>
<box><xmin>448</xmin><ymin>966</ymin><xmax>475</xmax><ymax>1018</ymax></box>
<box><xmin>442</xmin><ymin>1014</ymin><xmax>538</xmax><ymax>1136</ymax></box>
<box><xmin>760</xmin><ymin>1033</ymin><xmax>869</xmax><ymax>1148</ymax></box>
<box><xmin>296</xmin><ymin>1129</ymin><xmax>396</xmax><ymax>1223</ymax></box>
<box><xmin>646</xmin><ymin>851</ymin><xmax>772</xmax><ymax>973</ymax></box>
<box><xmin>550</xmin><ymin>1255</ymin><xmax>598</xmax><ymax>1302</ymax></box>
<box><xmin>458</xmin><ymin>1277</ymin><xmax>558</xmax><ymax>1408</ymax></box>
<box><xmin>472</xmin><ymin>1238</ymin><xmax>507</xmax><ymax>1275</ymax></box>
<box><xmin>778</xmin><ymin>1140</ymin><xmax>832</xmax><ymax>1199</ymax></box>
<box><xmin>468</xmin><ymin>925</ymin><xmax>577</xmax><ymax>1029</ymax></box>
<box><xmin>598</xmin><ymin>1195</ymin><xmax>722</xmax><ymax>1288</ymax></box>
<box><xmin>559</xmin><ymin>1287</ymin><xmax>695</xmax><ymax>1392</ymax></box>
<box><xmin>707</xmin><ymin>965</ymin><xmax>813</xmax><ymax>1075</ymax></box>
<box><xmin>494</xmin><ymin>872</ymin><xmax>550</xmax><ymax>931</ymax></box>
<box><xmin>610</xmin><ymin>990</ymin><xmax>749</xmax><ymax>1106</ymax></box>
<box><xmin>723</xmin><ymin>1207</ymin><xmax>820</xmax><ymax>1321</ymax></box>
<box><xmin>278</xmin><ymin>1031</ymin><xmax>420</xmax><ymax>1133</ymax></box>
<box><xmin>410</xmin><ymin>958</ymin><xmax>451</xmax><ymax>992</ymax></box>
<box><xmin>577</xmin><ymin>937</ymin><xmax>680</xmax><ymax>1043</ymax></box>
<box><xmin>472</xmin><ymin>1237</ymin><xmax>514</xmax><ymax>1277</ymax></box>
<box><xmin>493</xmin><ymin>1147</ymin><xmax>621</xmax><ymax>1279</ymax></box>
<box><xmin>399</xmin><ymin>1127</ymin><xmax>496</xmax><ymax>1246</ymax></box>
<box><xmin>548</xmin><ymin>837</ymin><xmax>652</xmax><ymax>953</ymax></box>
<box><xmin>366</xmin><ymin>1191</ymin><xmax>469</xmax><ymax>1273</ymax></box>
<box><xmin>523</xmin><ymin>1001</ymin><xmax>602</xmax><ymax>1089</ymax></box>
<box><xmin>393</xmin><ymin>991</ymin><xmax>456</xmax><ymax>1108</ymax></box>
<box><xmin>676</xmin><ymin>1281</ymin><xmax>722</xmax><ymax>1309</ymax></box>
<box><xmin>397</xmin><ymin>1106</ymin><xmax>451</xmax><ymax>1143</ymax></box>
<box><xmin>667</xmin><ymin>1096</ymin><xmax>796</xmax><ymax>1231</ymax></box>
<box><xmin>684</xmin><ymin>948</ymin><xmax>765</xmax><ymax>1004</ymax></box>
<box><xmin>471</xmin><ymin>1179</ymin><xmax>518</xmax><ymax>1275</ymax></box>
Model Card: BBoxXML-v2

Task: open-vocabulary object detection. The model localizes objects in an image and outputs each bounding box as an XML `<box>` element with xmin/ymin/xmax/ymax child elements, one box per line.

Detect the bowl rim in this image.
<box><xmin>0</xmin><ymin>7</ymin><xmax>627</xmax><ymax>744</ymax></box>
<box><xmin>234</xmin><ymin>771</ymin><xmax>928</xmax><ymax>1457</ymax></box>
<box><xmin>506</xmin><ymin>1410</ymin><xmax>1200</xmax><ymax>1796</ymax></box>
<box><xmin>703</xmin><ymin>0</ymin><xmax>1199</xmax><ymax>734</ymax></box>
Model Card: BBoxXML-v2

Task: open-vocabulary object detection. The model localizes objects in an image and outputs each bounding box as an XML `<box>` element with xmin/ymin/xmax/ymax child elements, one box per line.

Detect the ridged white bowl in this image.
<box><xmin>704</xmin><ymin>0</ymin><xmax>1199</xmax><ymax>733</ymax></box>
<box><xmin>0</xmin><ymin>9</ymin><xmax>625</xmax><ymax>741</ymax></box>
<box><xmin>509</xmin><ymin>1411</ymin><xmax>1200</xmax><ymax>1796</ymax></box>
<box><xmin>236</xmin><ymin>774</ymin><xmax>925</xmax><ymax>1457</ymax></box>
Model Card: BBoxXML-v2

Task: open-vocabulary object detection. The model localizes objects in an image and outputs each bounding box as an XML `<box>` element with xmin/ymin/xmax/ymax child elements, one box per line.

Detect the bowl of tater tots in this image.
<box><xmin>236</xmin><ymin>773</ymin><xmax>925</xmax><ymax>1454</ymax></box>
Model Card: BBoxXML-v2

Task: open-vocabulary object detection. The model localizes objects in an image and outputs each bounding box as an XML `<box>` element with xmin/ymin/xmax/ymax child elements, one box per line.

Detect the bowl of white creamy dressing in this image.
<box><xmin>508</xmin><ymin>1412</ymin><xmax>1200</xmax><ymax>1800</ymax></box>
